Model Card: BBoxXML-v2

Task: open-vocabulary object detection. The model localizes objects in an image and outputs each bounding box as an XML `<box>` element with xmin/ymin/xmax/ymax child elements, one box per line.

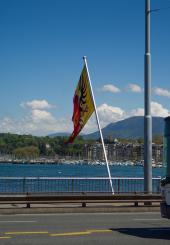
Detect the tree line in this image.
<box><xmin>0</xmin><ymin>133</ymin><xmax>94</xmax><ymax>159</ymax></box>
<box><xmin>0</xmin><ymin>133</ymin><xmax>163</xmax><ymax>159</ymax></box>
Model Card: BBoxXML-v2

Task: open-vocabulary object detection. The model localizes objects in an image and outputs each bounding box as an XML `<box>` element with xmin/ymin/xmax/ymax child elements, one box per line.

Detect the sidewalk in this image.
<box><xmin>0</xmin><ymin>202</ymin><xmax>160</xmax><ymax>214</ymax></box>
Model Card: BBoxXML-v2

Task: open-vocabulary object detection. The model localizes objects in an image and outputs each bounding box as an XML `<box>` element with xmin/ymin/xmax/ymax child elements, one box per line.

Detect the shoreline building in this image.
<box><xmin>82</xmin><ymin>140</ymin><xmax>163</xmax><ymax>164</ymax></box>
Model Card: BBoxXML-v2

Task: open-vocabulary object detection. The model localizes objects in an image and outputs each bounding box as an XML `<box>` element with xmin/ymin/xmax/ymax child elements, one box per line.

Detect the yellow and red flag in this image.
<box><xmin>68</xmin><ymin>65</ymin><xmax>94</xmax><ymax>143</ymax></box>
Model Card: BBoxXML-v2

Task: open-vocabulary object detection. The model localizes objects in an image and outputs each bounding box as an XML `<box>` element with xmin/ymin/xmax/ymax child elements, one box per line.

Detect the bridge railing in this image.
<box><xmin>0</xmin><ymin>177</ymin><xmax>161</xmax><ymax>194</ymax></box>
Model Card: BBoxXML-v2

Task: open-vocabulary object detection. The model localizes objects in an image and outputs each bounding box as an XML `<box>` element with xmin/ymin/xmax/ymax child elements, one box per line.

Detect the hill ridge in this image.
<box><xmin>83</xmin><ymin>116</ymin><xmax>164</xmax><ymax>140</ymax></box>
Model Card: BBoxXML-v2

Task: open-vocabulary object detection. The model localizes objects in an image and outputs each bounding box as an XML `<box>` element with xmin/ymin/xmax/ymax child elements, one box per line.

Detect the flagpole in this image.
<box><xmin>83</xmin><ymin>56</ymin><xmax>114</xmax><ymax>194</ymax></box>
<box><xmin>144</xmin><ymin>0</ymin><xmax>152</xmax><ymax>194</ymax></box>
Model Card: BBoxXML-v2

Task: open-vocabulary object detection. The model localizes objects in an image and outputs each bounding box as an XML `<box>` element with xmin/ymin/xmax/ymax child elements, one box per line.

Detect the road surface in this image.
<box><xmin>0</xmin><ymin>212</ymin><xmax>169</xmax><ymax>244</ymax></box>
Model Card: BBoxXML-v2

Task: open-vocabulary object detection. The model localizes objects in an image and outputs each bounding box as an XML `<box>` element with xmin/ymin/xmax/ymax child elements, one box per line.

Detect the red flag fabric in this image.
<box><xmin>67</xmin><ymin>65</ymin><xmax>94</xmax><ymax>143</ymax></box>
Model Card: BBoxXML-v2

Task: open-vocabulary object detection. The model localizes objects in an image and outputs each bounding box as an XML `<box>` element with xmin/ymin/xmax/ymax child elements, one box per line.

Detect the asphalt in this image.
<box><xmin>0</xmin><ymin>212</ymin><xmax>169</xmax><ymax>244</ymax></box>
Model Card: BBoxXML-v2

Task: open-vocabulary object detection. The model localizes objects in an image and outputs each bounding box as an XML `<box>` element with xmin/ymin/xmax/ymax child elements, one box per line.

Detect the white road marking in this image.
<box><xmin>133</xmin><ymin>219</ymin><xmax>164</xmax><ymax>221</ymax></box>
<box><xmin>0</xmin><ymin>221</ymin><xmax>36</xmax><ymax>223</ymax></box>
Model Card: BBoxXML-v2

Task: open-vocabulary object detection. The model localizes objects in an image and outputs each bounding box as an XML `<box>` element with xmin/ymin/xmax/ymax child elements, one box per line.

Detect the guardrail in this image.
<box><xmin>0</xmin><ymin>177</ymin><xmax>161</xmax><ymax>194</ymax></box>
<box><xmin>0</xmin><ymin>193</ymin><xmax>162</xmax><ymax>208</ymax></box>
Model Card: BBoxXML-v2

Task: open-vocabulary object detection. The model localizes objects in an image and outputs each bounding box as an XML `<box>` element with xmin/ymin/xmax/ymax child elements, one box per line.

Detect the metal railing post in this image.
<box><xmin>23</xmin><ymin>177</ymin><xmax>26</xmax><ymax>193</ymax></box>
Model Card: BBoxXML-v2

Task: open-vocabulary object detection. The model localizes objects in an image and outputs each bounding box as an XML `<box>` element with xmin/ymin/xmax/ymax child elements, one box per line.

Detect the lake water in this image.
<box><xmin>0</xmin><ymin>163</ymin><xmax>164</xmax><ymax>177</ymax></box>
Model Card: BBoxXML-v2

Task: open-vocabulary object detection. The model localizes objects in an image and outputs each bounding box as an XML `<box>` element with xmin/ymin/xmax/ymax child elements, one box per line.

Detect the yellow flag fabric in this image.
<box><xmin>68</xmin><ymin>65</ymin><xmax>94</xmax><ymax>143</ymax></box>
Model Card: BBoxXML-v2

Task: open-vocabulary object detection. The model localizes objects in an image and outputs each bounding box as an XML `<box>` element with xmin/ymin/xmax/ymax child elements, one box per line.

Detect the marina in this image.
<box><xmin>0</xmin><ymin>156</ymin><xmax>163</xmax><ymax>168</ymax></box>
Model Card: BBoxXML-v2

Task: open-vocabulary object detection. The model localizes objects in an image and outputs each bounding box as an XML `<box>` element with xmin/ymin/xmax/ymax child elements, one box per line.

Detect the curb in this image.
<box><xmin>0</xmin><ymin>206</ymin><xmax>160</xmax><ymax>215</ymax></box>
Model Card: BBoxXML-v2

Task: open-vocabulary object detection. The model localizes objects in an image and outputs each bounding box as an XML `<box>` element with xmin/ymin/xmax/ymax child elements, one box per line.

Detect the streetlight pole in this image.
<box><xmin>144</xmin><ymin>0</ymin><xmax>152</xmax><ymax>193</ymax></box>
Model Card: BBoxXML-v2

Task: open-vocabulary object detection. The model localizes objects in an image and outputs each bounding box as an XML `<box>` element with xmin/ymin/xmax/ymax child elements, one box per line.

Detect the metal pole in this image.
<box><xmin>144</xmin><ymin>0</ymin><xmax>152</xmax><ymax>193</ymax></box>
<box><xmin>83</xmin><ymin>56</ymin><xmax>114</xmax><ymax>194</ymax></box>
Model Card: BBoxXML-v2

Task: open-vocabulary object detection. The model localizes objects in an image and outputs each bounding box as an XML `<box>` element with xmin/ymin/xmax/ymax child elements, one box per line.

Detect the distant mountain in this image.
<box><xmin>48</xmin><ymin>116</ymin><xmax>164</xmax><ymax>140</ymax></box>
<box><xmin>48</xmin><ymin>132</ymin><xmax>70</xmax><ymax>138</ymax></box>
<box><xmin>83</xmin><ymin>116</ymin><xmax>164</xmax><ymax>140</ymax></box>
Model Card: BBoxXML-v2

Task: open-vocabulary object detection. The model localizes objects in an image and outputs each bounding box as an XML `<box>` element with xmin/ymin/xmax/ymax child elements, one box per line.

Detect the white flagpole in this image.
<box><xmin>83</xmin><ymin>56</ymin><xmax>114</xmax><ymax>194</ymax></box>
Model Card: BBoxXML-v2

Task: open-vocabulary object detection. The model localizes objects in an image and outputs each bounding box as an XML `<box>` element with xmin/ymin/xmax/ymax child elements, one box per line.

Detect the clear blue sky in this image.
<box><xmin>0</xmin><ymin>0</ymin><xmax>170</xmax><ymax>135</ymax></box>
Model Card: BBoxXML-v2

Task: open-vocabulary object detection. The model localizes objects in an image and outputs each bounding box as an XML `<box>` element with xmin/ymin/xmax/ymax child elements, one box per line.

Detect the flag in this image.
<box><xmin>67</xmin><ymin>65</ymin><xmax>95</xmax><ymax>143</ymax></box>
